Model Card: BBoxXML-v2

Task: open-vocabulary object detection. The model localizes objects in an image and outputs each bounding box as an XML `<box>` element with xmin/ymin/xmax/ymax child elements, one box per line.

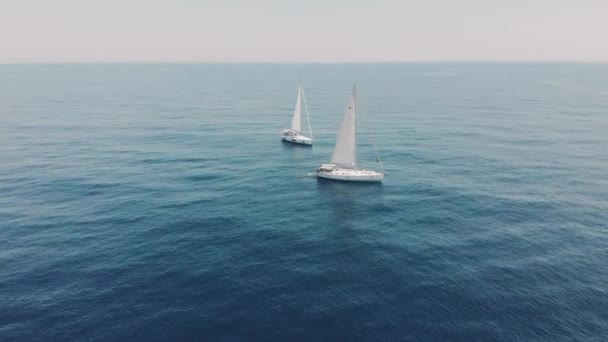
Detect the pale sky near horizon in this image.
<box><xmin>1</xmin><ymin>0</ymin><xmax>607</xmax><ymax>63</ymax></box>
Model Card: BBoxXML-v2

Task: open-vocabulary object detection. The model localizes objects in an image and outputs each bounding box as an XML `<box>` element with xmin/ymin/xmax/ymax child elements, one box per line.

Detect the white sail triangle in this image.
<box><xmin>290</xmin><ymin>86</ymin><xmax>302</xmax><ymax>133</ymax></box>
<box><xmin>330</xmin><ymin>85</ymin><xmax>357</xmax><ymax>168</ymax></box>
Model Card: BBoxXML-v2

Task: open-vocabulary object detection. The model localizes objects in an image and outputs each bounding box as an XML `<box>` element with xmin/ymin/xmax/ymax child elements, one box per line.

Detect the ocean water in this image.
<box><xmin>1</xmin><ymin>63</ymin><xmax>607</xmax><ymax>341</ymax></box>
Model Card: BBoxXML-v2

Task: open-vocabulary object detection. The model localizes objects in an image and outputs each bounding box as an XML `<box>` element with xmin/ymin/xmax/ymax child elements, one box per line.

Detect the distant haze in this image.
<box><xmin>1</xmin><ymin>0</ymin><xmax>607</xmax><ymax>63</ymax></box>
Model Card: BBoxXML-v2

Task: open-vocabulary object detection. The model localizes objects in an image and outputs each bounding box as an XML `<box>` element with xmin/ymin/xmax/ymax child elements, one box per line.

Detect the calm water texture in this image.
<box><xmin>1</xmin><ymin>63</ymin><xmax>607</xmax><ymax>341</ymax></box>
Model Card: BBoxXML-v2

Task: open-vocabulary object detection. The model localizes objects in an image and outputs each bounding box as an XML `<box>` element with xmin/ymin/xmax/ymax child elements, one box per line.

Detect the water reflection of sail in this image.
<box><xmin>317</xmin><ymin>180</ymin><xmax>383</xmax><ymax>230</ymax></box>
<box><xmin>281</xmin><ymin>135</ymin><xmax>312</xmax><ymax>169</ymax></box>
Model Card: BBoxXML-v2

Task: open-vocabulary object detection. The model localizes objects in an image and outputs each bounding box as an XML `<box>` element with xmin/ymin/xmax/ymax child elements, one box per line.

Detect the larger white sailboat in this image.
<box><xmin>281</xmin><ymin>83</ymin><xmax>313</xmax><ymax>145</ymax></box>
<box><xmin>316</xmin><ymin>85</ymin><xmax>384</xmax><ymax>182</ymax></box>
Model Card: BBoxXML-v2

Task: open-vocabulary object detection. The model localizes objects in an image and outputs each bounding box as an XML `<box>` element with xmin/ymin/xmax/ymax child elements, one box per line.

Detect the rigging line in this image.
<box><xmin>370</xmin><ymin>132</ymin><xmax>385</xmax><ymax>174</ymax></box>
<box><xmin>301</xmin><ymin>84</ymin><xmax>313</xmax><ymax>140</ymax></box>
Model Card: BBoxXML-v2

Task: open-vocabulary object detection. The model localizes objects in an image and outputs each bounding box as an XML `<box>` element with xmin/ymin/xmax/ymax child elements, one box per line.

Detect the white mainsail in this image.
<box><xmin>331</xmin><ymin>86</ymin><xmax>357</xmax><ymax>168</ymax></box>
<box><xmin>290</xmin><ymin>86</ymin><xmax>302</xmax><ymax>133</ymax></box>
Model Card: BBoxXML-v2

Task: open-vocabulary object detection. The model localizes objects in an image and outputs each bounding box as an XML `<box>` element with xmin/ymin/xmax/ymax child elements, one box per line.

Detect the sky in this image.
<box><xmin>1</xmin><ymin>0</ymin><xmax>607</xmax><ymax>63</ymax></box>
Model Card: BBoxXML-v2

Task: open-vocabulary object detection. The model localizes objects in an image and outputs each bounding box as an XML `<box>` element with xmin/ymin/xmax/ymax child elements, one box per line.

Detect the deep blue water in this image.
<box><xmin>1</xmin><ymin>63</ymin><xmax>607</xmax><ymax>341</ymax></box>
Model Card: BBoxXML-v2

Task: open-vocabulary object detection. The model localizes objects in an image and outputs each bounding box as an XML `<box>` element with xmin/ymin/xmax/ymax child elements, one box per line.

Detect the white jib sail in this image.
<box><xmin>331</xmin><ymin>86</ymin><xmax>357</xmax><ymax>168</ymax></box>
<box><xmin>290</xmin><ymin>86</ymin><xmax>302</xmax><ymax>133</ymax></box>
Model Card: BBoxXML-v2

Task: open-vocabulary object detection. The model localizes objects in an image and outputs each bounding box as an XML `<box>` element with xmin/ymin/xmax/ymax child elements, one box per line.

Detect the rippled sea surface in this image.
<box><xmin>1</xmin><ymin>63</ymin><xmax>607</xmax><ymax>341</ymax></box>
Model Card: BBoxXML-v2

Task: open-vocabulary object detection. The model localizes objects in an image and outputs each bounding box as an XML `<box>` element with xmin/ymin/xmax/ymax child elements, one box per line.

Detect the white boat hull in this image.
<box><xmin>282</xmin><ymin>135</ymin><xmax>312</xmax><ymax>145</ymax></box>
<box><xmin>281</xmin><ymin>130</ymin><xmax>313</xmax><ymax>145</ymax></box>
<box><xmin>317</xmin><ymin>168</ymin><xmax>383</xmax><ymax>182</ymax></box>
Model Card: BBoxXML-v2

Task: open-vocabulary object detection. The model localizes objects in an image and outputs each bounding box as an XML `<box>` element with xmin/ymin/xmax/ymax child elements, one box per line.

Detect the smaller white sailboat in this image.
<box><xmin>317</xmin><ymin>85</ymin><xmax>384</xmax><ymax>182</ymax></box>
<box><xmin>282</xmin><ymin>83</ymin><xmax>313</xmax><ymax>145</ymax></box>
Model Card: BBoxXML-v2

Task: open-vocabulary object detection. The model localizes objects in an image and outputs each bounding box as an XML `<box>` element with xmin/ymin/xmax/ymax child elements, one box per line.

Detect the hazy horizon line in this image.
<box><xmin>2</xmin><ymin>59</ymin><xmax>608</xmax><ymax>65</ymax></box>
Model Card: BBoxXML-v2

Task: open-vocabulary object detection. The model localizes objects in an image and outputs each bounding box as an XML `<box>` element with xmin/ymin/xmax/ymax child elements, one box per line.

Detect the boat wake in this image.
<box><xmin>296</xmin><ymin>173</ymin><xmax>317</xmax><ymax>179</ymax></box>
